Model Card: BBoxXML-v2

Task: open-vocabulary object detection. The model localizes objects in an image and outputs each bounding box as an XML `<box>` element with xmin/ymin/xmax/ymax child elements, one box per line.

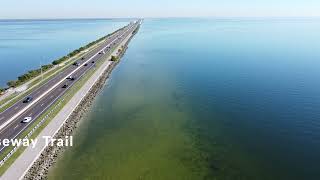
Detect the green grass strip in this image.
<box><xmin>0</xmin><ymin>39</ymin><xmax>107</xmax><ymax>112</ymax></box>
<box><xmin>0</xmin><ymin>56</ymin><xmax>105</xmax><ymax>176</ymax></box>
<box><xmin>0</xmin><ymin>26</ymin><xmax>135</xmax><ymax>175</ymax></box>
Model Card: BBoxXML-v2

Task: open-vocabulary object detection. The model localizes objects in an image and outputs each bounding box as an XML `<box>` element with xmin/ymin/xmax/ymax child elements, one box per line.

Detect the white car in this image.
<box><xmin>22</xmin><ymin>117</ymin><xmax>32</xmax><ymax>123</ymax></box>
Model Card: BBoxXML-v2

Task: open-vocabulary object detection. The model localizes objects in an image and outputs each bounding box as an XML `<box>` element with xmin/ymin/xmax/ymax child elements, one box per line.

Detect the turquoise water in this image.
<box><xmin>0</xmin><ymin>19</ymin><xmax>130</xmax><ymax>86</ymax></box>
<box><xmin>2</xmin><ymin>18</ymin><xmax>320</xmax><ymax>179</ymax></box>
<box><xmin>47</xmin><ymin>18</ymin><xmax>320</xmax><ymax>179</ymax></box>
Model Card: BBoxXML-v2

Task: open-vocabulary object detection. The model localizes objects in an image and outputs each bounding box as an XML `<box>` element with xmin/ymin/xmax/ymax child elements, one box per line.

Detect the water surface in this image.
<box><xmin>0</xmin><ymin>19</ymin><xmax>130</xmax><ymax>86</ymax></box>
<box><xmin>47</xmin><ymin>18</ymin><xmax>320</xmax><ymax>179</ymax></box>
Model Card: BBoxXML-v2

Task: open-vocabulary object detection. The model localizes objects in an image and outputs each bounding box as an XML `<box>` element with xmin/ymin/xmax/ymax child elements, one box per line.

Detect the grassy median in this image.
<box><xmin>0</xmin><ymin>32</ymin><xmax>114</xmax><ymax>112</ymax></box>
<box><xmin>0</xmin><ymin>36</ymin><xmax>124</xmax><ymax>175</ymax></box>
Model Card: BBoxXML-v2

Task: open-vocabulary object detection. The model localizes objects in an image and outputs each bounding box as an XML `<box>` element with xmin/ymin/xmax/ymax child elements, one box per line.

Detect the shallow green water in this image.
<box><xmin>49</xmin><ymin>18</ymin><xmax>320</xmax><ymax>179</ymax></box>
<box><xmin>48</xmin><ymin>50</ymin><xmax>214</xmax><ymax>179</ymax></box>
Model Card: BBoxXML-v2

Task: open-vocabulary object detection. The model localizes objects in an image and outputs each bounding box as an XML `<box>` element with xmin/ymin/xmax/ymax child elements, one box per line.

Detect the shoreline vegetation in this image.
<box><xmin>0</xmin><ymin>26</ymin><xmax>126</xmax><ymax>92</ymax></box>
<box><xmin>23</xmin><ymin>28</ymin><xmax>138</xmax><ymax>179</ymax></box>
<box><xmin>0</xmin><ymin>23</ymin><xmax>137</xmax><ymax>176</ymax></box>
<box><xmin>111</xmin><ymin>55</ymin><xmax>119</xmax><ymax>61</ymax></box>
<box><xmin>0</xmin><ymin>26</ymin><xmax>128</xmax><ymax>115</ymax></box>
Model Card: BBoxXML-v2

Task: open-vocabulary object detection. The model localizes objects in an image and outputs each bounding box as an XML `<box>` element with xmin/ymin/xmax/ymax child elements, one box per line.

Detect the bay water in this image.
<box><xmin>0</xmin><ymin>19</ymin><xmax>130</xmax><ymax>87</ymax></box>
<box><xmin>2</xmin><ymin>18</ymin><xmax>320</xmax><ymax>179</ymax></box>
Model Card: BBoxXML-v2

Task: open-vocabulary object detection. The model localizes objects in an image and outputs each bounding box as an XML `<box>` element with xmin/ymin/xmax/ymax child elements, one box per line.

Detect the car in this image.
<box><xmin>22</xmin><ymin>117</ymin><xmax>32</xmax><ymax>123</ymax></box>
<box><xmin>66</xmin><ymin>76</ymin><xmax>75</xmax><ymax>81</ymax></box>
<box><xmin>23</xmin><ymin>97</ymin><xmax>33</xmax><ymax>103</ymax></box>
<box><xmin>73</xmin><ymin>62</ymin><xmax>80</xmax><ymax>66</ymax></box>
<box><xmin>98</xmin><ymin>52</ymin><xmax>102</xmax><ymax>54</ymax></box>
<box><xmin>62</xmin><ymin>84</ymin><xmax>68</xmax><ymax>88</ymax></box>
<box><xmin>91</xmin><ymin>61</ymin><xmax>95</xmax><ymax>64</ymax></box>
<box><xmin>84</xmin><ymin>63</ymin><xmax>88</xmax><ymax>66</ymax></box>
<box><xmin>81</xmin><ymin>57</ymin><xmax>85</xmax><ymax>60</ymax></box>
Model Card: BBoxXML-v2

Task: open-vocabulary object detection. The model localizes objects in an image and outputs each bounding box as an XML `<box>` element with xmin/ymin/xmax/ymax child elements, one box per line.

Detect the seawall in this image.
<box><xmin>24</xmin><ymin>33</ymin><xmax>135</xmax><ymax>180</ymax></box>
<box><xmin>1</xmin><ymin>23</ymin><xmax>140</xmax><ymax>180</ymax></box>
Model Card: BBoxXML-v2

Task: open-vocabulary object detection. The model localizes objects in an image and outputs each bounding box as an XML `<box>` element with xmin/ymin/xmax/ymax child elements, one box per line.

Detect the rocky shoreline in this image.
<box><xmin>23</xmin><ymin>31</ymin><xmax>137</xmax><ymax>180</ymax></box>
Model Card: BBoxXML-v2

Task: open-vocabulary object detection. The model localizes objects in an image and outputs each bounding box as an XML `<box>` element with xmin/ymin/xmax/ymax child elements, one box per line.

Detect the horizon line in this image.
<box><xmin>1</xmin><ymin>16</ymin><xmax>320</xmax><ymax>21</ymax></box>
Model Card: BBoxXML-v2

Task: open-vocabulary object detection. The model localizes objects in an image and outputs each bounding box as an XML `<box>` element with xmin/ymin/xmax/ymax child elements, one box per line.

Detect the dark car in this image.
<box><xmin>91</xmin><ymin>61</ymin><xmax>95</xmax><ymax>64</ymax></box>
<box><xmin>81</xmin><ymin>57</ymin><xmax>85</xmax><ymax>60</ymax></box>
<box><xmin>98</xmin><ymin>52</ymin><xmax>102</xmax><ymax>55</ymax></box>
<box><xmin>73</xmin><ymin>62</ymin><xmax>80</xmax><ymax>66</ymax></box>
<box><xmin>84</xmin><ymin>63</ymin><xmax>88</xmax><ymax>67</ymax></box>
<box><xmin>62</xmin><ymin>84</ymin><xmax>68</xmax><ymax>88</ymax></box>
<box><xmin>23</xmin><ymin>97</ymin><xmax>33</xmax><ymax>103</ymax></box>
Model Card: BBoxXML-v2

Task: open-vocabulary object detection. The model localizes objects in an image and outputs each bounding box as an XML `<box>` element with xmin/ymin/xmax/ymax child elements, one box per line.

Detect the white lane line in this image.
<box><xmin>0</xmin><ymin>23</ymin><xmax>136</xmax><ymax>132</ymax></box>
<box><xmin>0</xmin><ymin>22</ymin><xmax>139</xmax><ymax>154</ymax></box>
<box><xmin>50</xmin><ymin>95</ymin><xmax>54</xmax><ymax>99</ymax></box>
<box><xmin>14</xmin><ymin>106</ymin><xmax>20</xmax><ymax>110</ymax></box>
<box><xmin>29</xmin><ymin>113</ymin><xmax>33</xmax><ymax>117</ymax></box>
<box><xmin>0</xmin><ymin>23</ymin><xmax>127</xmax><ymax>116</ymax></box>
<box><xmin>40</xmin><ymin>103</ymin><xmax>44</xmax><ymax>107</ymax></box>
<box><xmin>14</xmin><ymin>124</ymin><xmax>19</xmax><ymax>130</ymax></box>
<box><xmin>0</xmin><ymin>58</ymin><xmax>96</xmax><ymax>151</ymax></box>
<box><xmin>0</xmin><ymin>76</ymin><xmax>77</xmax><ymax>149</ymax></box>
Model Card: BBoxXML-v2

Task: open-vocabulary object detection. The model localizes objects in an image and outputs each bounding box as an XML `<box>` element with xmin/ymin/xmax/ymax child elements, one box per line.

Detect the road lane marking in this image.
<box><xmin>0</xmin><ymin>29</ymin><xmax>131</xmax><ymax>138</ymax></box>
<box><xmin>40</xmin><ymin>103</ymin><xmax>44</xmax><ymax>107</ymax></box>
<box><xmin>0</xmin><ymin>23</ymin><xmax>137</xmax><ymax>133</ymax></box>
<box><xmin>29</xmin><ymin>113</ymin><xmax>33</xmax><ymax>116</ymax></box>
<box><xmin>14</xmin><ymin>124</ymin><xmax>19</xmax><ymax>130</ymax></box>
<box><xmin>0</xmin><ymin>61</ymin><xmax>97</xmax><ymax>151</ymax></box>
<box><xmin>14</xmin><ymin>106</ymin><xmax>19</xmax><ymax>110</ymax></box>
<box><xmin>0</xmin><ymin>26</ymin><xmax>129</xmax><ymax>147</ymax></box>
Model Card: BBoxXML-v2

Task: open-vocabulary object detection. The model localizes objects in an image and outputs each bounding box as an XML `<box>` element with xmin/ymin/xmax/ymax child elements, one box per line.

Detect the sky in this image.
<box><xmin>1</xmin><ymin>0</ymin><xmax>320</xmax><ymax>19</ymax></box>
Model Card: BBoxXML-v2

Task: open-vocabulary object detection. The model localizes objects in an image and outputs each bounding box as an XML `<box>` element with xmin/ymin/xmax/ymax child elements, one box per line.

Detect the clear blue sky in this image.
<box><xmin>1</xmin><ymin>0</ymin><xmax>319</xmax><ymax>19</ymax></box>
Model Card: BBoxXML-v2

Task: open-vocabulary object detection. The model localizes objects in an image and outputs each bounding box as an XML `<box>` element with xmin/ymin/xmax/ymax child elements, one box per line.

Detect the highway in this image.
<box><xmin>0</xmin><ymin>20</ymin><xmax>140</xmax><ymax>153</ymax></box>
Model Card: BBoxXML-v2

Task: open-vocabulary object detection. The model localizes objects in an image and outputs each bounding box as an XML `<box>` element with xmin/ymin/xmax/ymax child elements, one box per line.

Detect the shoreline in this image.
<box><xmin>0</xmin><ymin>28</ymin><xmax>121</xmax><ymax>111</ymax></box>
<box><xmin>0</xmin><ymin>24</ymin><xmax>132</xmax><ymax>171</ymax></box>
<box><xmin>22</xmin><ymin>29</ymin><xmax>138</xmax><ymax>180</ymax></box>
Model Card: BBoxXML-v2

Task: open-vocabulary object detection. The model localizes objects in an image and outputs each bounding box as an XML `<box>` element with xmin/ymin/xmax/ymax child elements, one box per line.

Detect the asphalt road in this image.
<box><xmin>0</xmin><ymin>20</ymin><xmax>140</xmax><ymax>153</ymax></box>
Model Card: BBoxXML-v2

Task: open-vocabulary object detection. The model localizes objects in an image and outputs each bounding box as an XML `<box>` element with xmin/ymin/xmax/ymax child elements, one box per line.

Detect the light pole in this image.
<box><xmin>40</xmin><ymin>60</ymin><xmax>43</xmax><ymax>81</ymax></box>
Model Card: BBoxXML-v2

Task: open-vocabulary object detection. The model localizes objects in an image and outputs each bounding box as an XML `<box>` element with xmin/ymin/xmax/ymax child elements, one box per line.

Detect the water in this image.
<box><xmin>0</xmin><ymin>19</ymin><xmax>131</xmax><ymax>87</ymax></box>
<box><xmin>43</xmin><ymin>18</ymin><xmax>320</xmax><ymax>179</ymax></box>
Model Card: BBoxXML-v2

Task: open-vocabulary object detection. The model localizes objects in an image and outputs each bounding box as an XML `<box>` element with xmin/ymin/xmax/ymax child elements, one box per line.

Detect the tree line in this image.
<box><xmin>2</xmin><ymin>26</ymin><xmax>128</xmax><ymax>91</ymax></box>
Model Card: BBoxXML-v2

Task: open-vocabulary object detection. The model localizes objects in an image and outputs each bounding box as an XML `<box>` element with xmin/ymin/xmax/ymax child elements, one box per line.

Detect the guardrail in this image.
<box><xmin>0</xmin><ymin>21</ymin><xmax>141</xmax><ymax>168</ymax></box>
<box><xmin>0</xmin><ymin>97</ymin><xmax>65</xmax><ymax>167</ymax></box>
